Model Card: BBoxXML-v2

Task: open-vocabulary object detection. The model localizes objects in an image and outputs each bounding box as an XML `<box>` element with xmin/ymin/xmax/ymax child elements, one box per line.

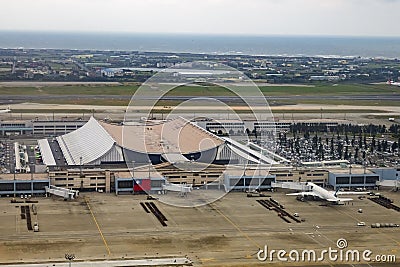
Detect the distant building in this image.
<box><xmin>254</xmin><ymin>122</ymin><xmax>291</xmax><ymax>133</ymax></box>
<box><xmin>101</xmin><ymin>69</ymin><xmax>115</xmax><ymax>77</ymax></box>
<box><xmin>0</xmin><ymin>120</ymin><xmax>86</xmax><ymax>136</ymax></box>
<box><xmin>328</xmin><ymin>168</ymin><xmax>380</xmax><ymax>190</ymax></box>
<box><xmin>156</xmin><ymin>62</ymin><xmax>175</xmax><ymax>68</ymax></box>
<box><xmin>309</xmin><ymin>75</ymin><xmax>340</xmax><ymax>81</ymax></box>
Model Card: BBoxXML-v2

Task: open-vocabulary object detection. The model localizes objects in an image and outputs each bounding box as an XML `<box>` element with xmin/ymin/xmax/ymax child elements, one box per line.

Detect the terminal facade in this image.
<box><xmin>0</xmin><ymin>118</ymin><xmax>399</xmax><ymax>196</ymax></box>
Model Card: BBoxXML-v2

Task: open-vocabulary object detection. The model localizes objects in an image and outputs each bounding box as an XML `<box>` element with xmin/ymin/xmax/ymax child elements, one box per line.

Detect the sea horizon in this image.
<box><xmin>1</xmin><ymin>31</ymin><xmax>400</xmax><ymax>58</ymax></box>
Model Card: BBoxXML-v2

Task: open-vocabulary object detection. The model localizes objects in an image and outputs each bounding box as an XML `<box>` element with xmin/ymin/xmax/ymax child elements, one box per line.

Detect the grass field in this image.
<box><xmin>0</xmin><ymin>85</ymin><xmax>136</xmax><ymax>95</ymax></box>
<box><xmin>269</xmin><ymin>99</ymin><xmax>400</xmax><ymax>107</ymax></box>
<box><xmin>11</xmin><ymin>109</ymin><xmax>97</xmax><ymax>114</ymax></box>
<box><xmin>36</xmin><ymin>99</ymin><xmax>131</xmax><ymax>106</ymax></box>
<box><xmin>0</xmin><ymin>83</ymin><xmax>399</xmax><ymax>96</ymax></box>
<box><xmin>259</xmin><ymin>83</ymin><xmax>398</xmax><ymax>95</ymax></box>
<box><xmin>32</xmin><ymin>97</ymin><xmax>400</xmax><ymax>107</ymax></box>
<box><xmin>2</xmin><ymin>83</ymin><xmax>400</xmax><ymax>108</ymax></box>
<box><xmin>10</xmin><ymin>107</ymin><xmax>388</xmax><ymax>114</ymax></box>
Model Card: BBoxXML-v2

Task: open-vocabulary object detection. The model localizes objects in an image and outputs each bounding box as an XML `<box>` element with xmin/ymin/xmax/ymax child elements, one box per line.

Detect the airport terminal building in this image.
<box><xmin>38</xmin><ymin>117</ymin><xmax>225</xmax><ymax>167</ymax></box>
<box><xmin>2</xmin><ymin>116</ymin><xmax>275</xmax><ymax>195</ymax></box>
<box><xmin>1</xmin><ymin>117</ymin><xmax>399</xmax><ymax>196</ymax></box>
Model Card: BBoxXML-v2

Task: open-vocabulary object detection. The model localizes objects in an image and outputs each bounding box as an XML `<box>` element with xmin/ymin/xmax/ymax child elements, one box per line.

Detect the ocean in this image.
<box><xmin>1</xmin><ymin>31</ymin><xmax>400</xmax><ymax>58</ymax></box>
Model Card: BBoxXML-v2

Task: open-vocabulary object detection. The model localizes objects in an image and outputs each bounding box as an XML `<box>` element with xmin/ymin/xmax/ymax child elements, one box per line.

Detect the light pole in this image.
<box><xmin>131</xmin><ymin>160</ymin><xmax>135</xmax><ymax>178</ymax></box>
<box><xmin>65</xmin><ymin>253</ymin><xmax>75</xmax><ymax>267</ymax></box>
<box><xmin>79</xmin><ymin>156</ymin><xmax>83</xmax><ymax>177</ymax></box>
<box><xmin>148</xmin><ymin>160</ymin><xmax>151</xmax><ymax>179</ymax></box>
<box><xmin>349</xmin><ymin>163</ymin><xmax>352</xmax><ymax>190</ymax></box>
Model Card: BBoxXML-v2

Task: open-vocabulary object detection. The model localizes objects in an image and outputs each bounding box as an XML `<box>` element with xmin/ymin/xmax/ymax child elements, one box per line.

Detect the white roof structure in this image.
<box><xmin>377</xmin><ymin>180</ymin><xmax>400</xmax><ymax>188</ymax></box>
<box><xmin>161</xmin><ymin>153</ymin><xmax>190</xmax><ymax>164</ymax></box>
<box><xmin>50</xmin><ymin>117</ymin><xmax>224</xmax><ymax>166</ymax></box>
<box><xmin>57</xmin><ymin>117</ymin><xmax>121</xmax><ymax>165</ymax></box>
<box><xmin>222</xmin><ymin>137</ymin><xmax>278</xmax><ymax>165</ymax></box>
<box><xmin>38</xmin><ymin>139</ymin><xmax>56</xmax><ymax>166</ymax></box>
<box><xmin>45</xmin><ymin>117</ymin><xmax>276</xmax><ymax>167</ymax></box>
<box><xmin>100</xmin><ymin>117</ymin><xmax>224</xmax><ymax>154</ymax></box>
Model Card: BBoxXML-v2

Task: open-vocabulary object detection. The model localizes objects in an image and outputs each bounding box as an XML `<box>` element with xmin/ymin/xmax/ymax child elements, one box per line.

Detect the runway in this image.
<box><xmin>2</xmin><ymin>94</ymin><xmax>400</xmax><ymax>105</ymax></box>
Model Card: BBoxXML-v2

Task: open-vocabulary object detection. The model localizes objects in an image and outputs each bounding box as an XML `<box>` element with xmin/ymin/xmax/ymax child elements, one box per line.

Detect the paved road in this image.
<box><xmin>2</xmin><ymin>94</ymin><xmax>400</xmax><ymax>105</ymax></box>
<box><xmin>0</xmin><ymin>258</ymin><xmax>192</xmax><ymax>267</ymax></box>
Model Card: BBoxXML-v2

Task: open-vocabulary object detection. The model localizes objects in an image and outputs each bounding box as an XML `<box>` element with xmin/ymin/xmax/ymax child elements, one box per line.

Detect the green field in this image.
<box><xmin>10</xmin><ymin>108</ymin><xmax>387</xmax><ymax>114</ymax></box>
<box><xmin>0</xmin><ymin>83</ymin><xmax>399</xmax><ymax>96</ymax></box>
<box><xmin>269</xmin><ymin>99</ymin><xmax>400</xmax><ymax>107</ymax></box>
<box><xmin>2</xmin><ymin>83</ymin><xmax>400</xmax><ymax>108</ymax></box>
<box><xmin>31</xmin><ymin>98</ymin><xmax>400</xmax><ymax>107</ymax></box>
<box><xmin>0</xmin><ymin>85</ymin><xmax>136</xmax><ymax>95</ymax></box>
<box><xmin>11</xmin><ymin>109</ymin><xmax>97</xmax><ymax>114</ymax></box>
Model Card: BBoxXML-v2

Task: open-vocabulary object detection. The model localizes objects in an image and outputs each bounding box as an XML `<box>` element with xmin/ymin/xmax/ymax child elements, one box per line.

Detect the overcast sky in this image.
<box><xmin>1</xmin><ymin>0</ymin><xmax>400</xmax><ymax>36</ymax></box>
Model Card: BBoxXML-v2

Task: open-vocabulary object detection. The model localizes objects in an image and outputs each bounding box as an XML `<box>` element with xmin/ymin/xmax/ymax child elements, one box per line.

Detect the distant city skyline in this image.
<box><xmin>1</xmin><ymin>0</ymin><xmax>400</xmax><ymax>37</ymax></box>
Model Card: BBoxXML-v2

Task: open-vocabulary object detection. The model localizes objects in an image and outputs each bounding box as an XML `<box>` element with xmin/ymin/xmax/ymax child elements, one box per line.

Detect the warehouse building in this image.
<box><xmin>328</xmin><ymin>168</ymin><xmax>380</xmax><ymax>190</ymax></box>
<box><xmin>0</xmin><ymin>119</ymin><xmax>86</xmax><ymax>136</ymax></box>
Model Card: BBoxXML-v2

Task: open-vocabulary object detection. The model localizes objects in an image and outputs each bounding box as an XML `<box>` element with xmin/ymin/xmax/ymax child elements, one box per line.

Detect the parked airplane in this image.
<box><xmin>286</xmin><ymin>182</ymin><xmax>368</xmax><ymax>205</ymax></box>
<box><xmin>0</xmin><ymin>106</ymin><xmax>11</xmax><ymax>114</ymax></box>
<box><xmin>387</xmin><ymin>80</ymin><xmax>400</xmax><ymax>87</ymax></box>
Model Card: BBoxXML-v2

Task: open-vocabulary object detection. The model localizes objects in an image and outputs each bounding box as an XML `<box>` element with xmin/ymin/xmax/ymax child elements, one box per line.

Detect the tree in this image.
<box><xmin>392</xmin><ymin>142</ymin><xmax>398</xmax><ymax>152</ymax></box>
<box><xmin>337</xmin><ymin>142</ymin><xmax>343</xmax><ymax>159</ymax></box>
<box><xmin>319</xmin><ymin>143</ymin><xmax>324</xmax><ymax>160</ymax></box>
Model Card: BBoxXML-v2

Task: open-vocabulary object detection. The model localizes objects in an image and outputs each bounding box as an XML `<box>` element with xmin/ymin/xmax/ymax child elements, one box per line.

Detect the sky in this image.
<box><xmin>1</xmin><ymin>0</ymin><xmax>400</xmax><ymax>37</ymax></box>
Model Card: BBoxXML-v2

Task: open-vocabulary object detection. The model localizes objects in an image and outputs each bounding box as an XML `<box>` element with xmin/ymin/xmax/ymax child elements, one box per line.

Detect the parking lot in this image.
<box><xmin>0</xmin><ymin>138</ymin><xmax>43</xmax><ymax>175</ymax></box>
<box><xmin>0</xmin><ymin>191</ymin><xmax>398</xmax><ymax>266</ymax></box>
<box><xmin>0</xmin><ymin>140</ymin><xmax>13</xmax><ymax>174</ymax></box>
<box><xmin>275</xmin><ymin>131</ymin><xmax>400</xmax><ymax>167</ymax></box>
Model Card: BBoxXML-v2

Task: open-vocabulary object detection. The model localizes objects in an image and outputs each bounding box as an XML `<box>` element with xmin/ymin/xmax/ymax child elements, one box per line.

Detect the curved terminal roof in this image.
<box><xmin>100</xmin><ymin>117</ymin><xmax>224</xmax><ymax>154</ymax></box>
<box><xmin>57</xmin><ymin>117</ymin><xmax>115</xmax><ymax>165</ymax></box>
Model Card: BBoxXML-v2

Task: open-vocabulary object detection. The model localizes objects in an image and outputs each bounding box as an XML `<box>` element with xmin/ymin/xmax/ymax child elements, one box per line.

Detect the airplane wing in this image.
<box><xmin>327</xmin><ymin>198</ymin><xmax>353</xmax><ymax>202</ymax></box>
<box><xmin>334</xmin><ymin>191</ymin><xmax>370</xmax><ymax>195</ymax></box>
<box><xmin>286</xmin><ymin>192</ymin><xmax>319</xmax><ymax>197</ymax></box>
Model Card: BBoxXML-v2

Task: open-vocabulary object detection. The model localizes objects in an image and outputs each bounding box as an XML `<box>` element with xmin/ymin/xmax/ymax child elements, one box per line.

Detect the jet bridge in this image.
<box><xmin>272</xmin><ymin>181</ymin><xmax>311</xmax><ymax>191</ymax></box>
<box><xmin>162</xmin><ymin>183</ymin><xmax>192</xmax><ymax>193</ymax></box>
<box><xmin>45</xmin><ymin>185</ymin><xmax>79</xmax><ymax>200</ymax></box>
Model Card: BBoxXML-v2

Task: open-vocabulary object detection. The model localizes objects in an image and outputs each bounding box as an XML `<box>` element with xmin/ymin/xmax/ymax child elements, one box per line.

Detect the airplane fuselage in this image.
<box><xmin>307</xmin><ymin>182</ymin><xmax>341</xmax><ymax>202</ymax></box>
<box><xmin>0</xmin><ymin>107</ymin><xmax>11</xmax><ymax>114</ymax></box>
<box><xmin>287</xmin><ymin>182</ymin><xmax>354</xmax><ymax>204</ymax></box>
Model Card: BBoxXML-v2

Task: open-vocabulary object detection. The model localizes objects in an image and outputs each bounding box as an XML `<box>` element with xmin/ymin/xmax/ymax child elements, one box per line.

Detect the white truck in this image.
<box><xmin>33</xmin><ymin>222</ymin><xmax>39</xmax><ymax>232</ymax></box>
